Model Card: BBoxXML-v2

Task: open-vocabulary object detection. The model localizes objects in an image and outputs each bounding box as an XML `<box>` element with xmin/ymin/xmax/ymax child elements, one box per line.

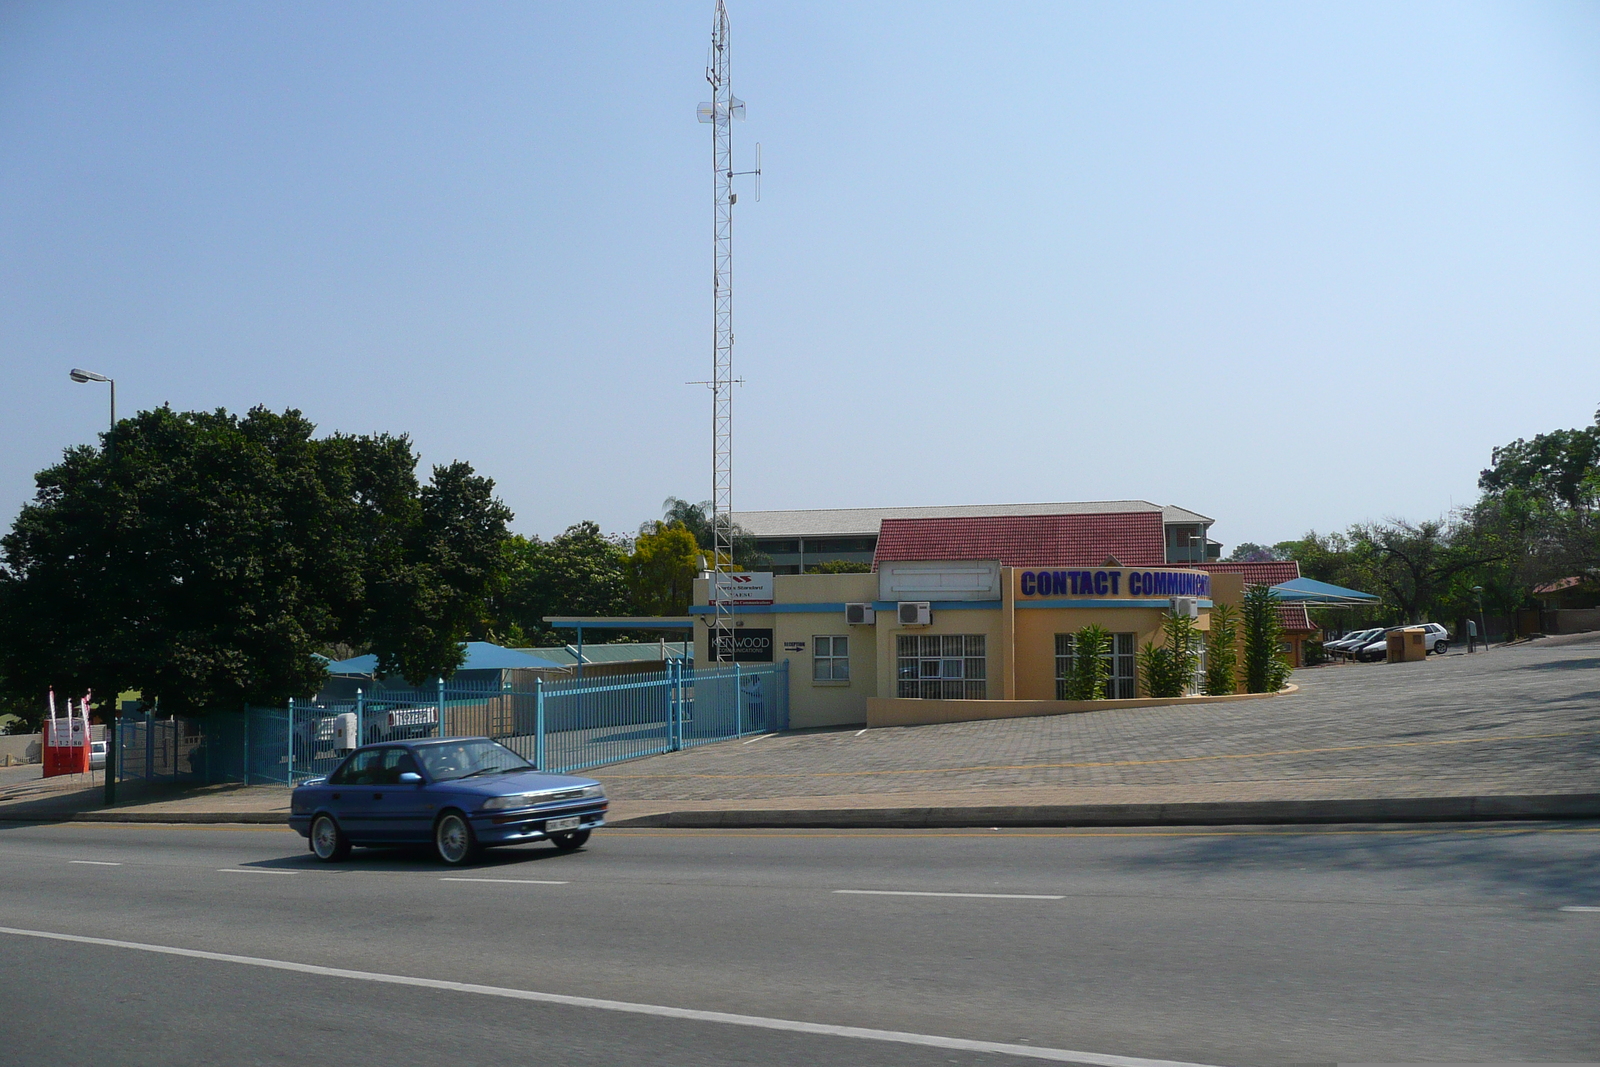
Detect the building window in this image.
<box><xmin>813</xmin><ymin>636</ymin><xmax>850</xmax><ymax>681</ymax></box>
<box><xmin>896</xmin><ymin>634</ymin><xmax>986</xmax><ymax>699</ymax></box>
<box><xmin>1054</xmin><ymin>632</ymin><xmax>1137</xmax><ymax>699</ymax></box>
<box><xmin>805</xmin><ymin>537</ymin><xmax>877</xmax><ymax>554</ymax></box>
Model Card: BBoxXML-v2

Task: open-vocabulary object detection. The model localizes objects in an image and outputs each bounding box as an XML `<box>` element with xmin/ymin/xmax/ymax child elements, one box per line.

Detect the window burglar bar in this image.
<box><xmin>896</xmin><ymin>634</ymin><xmax>986</xmax><ymax>699</ymax></box>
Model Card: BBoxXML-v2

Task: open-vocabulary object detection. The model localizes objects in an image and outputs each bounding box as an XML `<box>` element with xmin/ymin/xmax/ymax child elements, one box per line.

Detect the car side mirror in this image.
<box><xmin>399</xmin><ymin>772</ymin><xmax>423</xmax><ymax>785</ymax></box>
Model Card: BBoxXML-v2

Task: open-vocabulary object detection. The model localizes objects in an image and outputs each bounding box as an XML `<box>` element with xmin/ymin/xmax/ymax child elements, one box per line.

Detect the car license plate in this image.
<box><xmin>546</xmin><ymin>816</ymin><xmax>581</xmax><ymax>832</ymax></box>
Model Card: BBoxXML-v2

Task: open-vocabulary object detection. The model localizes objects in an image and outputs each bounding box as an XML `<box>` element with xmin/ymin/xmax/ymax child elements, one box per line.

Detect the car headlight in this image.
<box><xmin>481</xmin><ymin>794</ymin><xmax>530</xmax><ymax>811</ymax></box>
<box><xmin>580</xmin><ymin>784</ymin><xmax>605</xmax><ymax>799</ymax></box>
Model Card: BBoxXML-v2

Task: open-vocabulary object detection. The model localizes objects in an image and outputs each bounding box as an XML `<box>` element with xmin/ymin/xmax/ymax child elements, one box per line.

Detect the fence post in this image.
<box><xmin>534</xmin><ymin>677</ymin><xmax>545</xmax><ymax>770</ymax></box>
<box><xmin>734</xmin><ymin>663</ymin><xmax>743</xmax><ymax>737</ymax></box>
<box><xmin>436</xmin><ymin>677</ymin><xmax>445</xmax><ymax>738</ymax></box>
<box><xmin>670</xmin><ymin>659</ymin><xmax>681</xmax><ymax>752</ymax></box>
<box><xmin>356</xmin><ymin>687</ymin><xmax>364</xmax><ymax>747</ymax></box>
<box><xmin>287</xmin><ymin>697</ymin><xmax>295</xmax><ymax>784</ymax></box>
<box><xmin>242</xmin><ymin>708</ymin><xmax>250</xmax><ymax>786</ymax></box>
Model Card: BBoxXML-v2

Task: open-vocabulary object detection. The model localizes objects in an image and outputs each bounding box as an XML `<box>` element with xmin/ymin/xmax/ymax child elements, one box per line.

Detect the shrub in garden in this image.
<box><xmin>1064</xmin><ymin>624</ymin><xmax>1112</xmax><ymax>700</ymax></box>
<box><xmin>1138</xmin><ymin>611</ymin><xmax>1201</xmax><ymax>698</ymax></box>
<box><xmin>1242</xmin><ymin>582</ymin><xmax>1292</xmax><ymax>693</ymax></box>
<box><xmin>1203</xmin><ymin>602</ymin><xmax>1239</xmax><ymax>696</ymax></box>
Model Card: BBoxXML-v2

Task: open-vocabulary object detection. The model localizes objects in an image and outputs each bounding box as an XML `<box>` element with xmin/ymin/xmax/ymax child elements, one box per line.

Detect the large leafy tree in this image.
<box><xmin>488</xmin><ymin>522</ymin><xmax>633</xmax><ymax>645</ymax></box>
<box><xmin>628</xmin><ymin>522</ymin><xmax>702</xmax><ymax>616</ymax></box>
<box><xmin>0</xmin><ymin>406</ymin><xmax>511</xmax><ymax>717</ymax></box>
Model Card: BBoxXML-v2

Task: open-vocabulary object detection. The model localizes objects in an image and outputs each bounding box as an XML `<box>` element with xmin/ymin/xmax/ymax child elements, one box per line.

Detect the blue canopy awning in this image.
<box><xmin>1269</xmin><ymin>577</ymin><xmax>1380</xmax><ymax>607</ymax></box>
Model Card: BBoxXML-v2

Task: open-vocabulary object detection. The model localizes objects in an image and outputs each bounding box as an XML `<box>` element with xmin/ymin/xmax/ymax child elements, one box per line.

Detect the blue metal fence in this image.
<box><xmin>142</xmin><ymin>660</ymin><xmax>789</xmax><ymax>786</ymax></box>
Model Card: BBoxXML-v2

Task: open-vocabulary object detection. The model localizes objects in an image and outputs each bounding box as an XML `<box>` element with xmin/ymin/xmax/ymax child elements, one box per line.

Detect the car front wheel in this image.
<box><xmin>310</xmin><ymin>814</ymin><xmax>350</xmax><ymax>862</ymax></box>
<box><xmin>1433</xmin><ymin>640</ymin><xmax>1448</xmax><ymax>655</ymax></box>
<box><xmin>549</xmin><ymin>829</ymin><xmax>590</xmax><ymax>852</ymax></box>
<box><xmin>434</xmin><ymin>812</ymin><xmax>480</xmax><ymax>866</ymax></box>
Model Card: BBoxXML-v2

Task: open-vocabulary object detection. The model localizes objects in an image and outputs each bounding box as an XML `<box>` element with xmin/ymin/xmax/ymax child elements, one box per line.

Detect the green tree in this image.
<box><xmin>1241</xmin><ymin>582</ymin><xmax>1290</xmax><ymax>693</ymax></box>
<box><xmin>0</xmin><ymin>405</ymin><xmax>511</xmax><ymax>717</ymax></box>
<box><xmin>809</xmin><ymin>559</ymin><xmax>872</xmax><ymax>574</ymax></box>
<box><xmin>1225</xmin><ymin>542</ymin><xmax>1287</xmax><ymax>562</ymax></box>
<box><xmin>655</xmin><ymin>497</ymin><xmax>769</xmax><ymax>568</ymax></box>
<box><xmin>1203</xmin><ymin>602</ymin><xmax>1239</xmax><ymax>695</ymax></box>
<box><xmin>628</xmin><ymin>522</ymin><xmax>702</xmax><ymax>616</ymax></box>
<box><xmin>490</xmin><ymin>523</ymin><xmax>632</xmax><ymax>644</ymax></box>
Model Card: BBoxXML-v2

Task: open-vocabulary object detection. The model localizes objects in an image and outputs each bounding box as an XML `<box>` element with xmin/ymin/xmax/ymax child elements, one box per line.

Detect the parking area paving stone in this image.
<box><xmin>597</xmin><ymin>633</ymin><xmax>1600</xmax><ymax>812</ymax></box>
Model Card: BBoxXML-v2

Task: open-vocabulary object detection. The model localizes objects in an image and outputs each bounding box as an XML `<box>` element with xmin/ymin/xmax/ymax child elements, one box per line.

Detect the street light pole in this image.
<box><xmin>70</xmin><ymin>369</ymin><xmax>118</xmax><ymax>805</ymax></box>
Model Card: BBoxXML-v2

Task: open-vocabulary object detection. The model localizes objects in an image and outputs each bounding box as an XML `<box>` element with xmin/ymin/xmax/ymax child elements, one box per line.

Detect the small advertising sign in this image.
<box><xmin>708</xmin><ymin>572</ymin><xmax>774</xmax><ymax>606</ymax></box>
<box><xmin>783</xmin><ymin>640</ymin><xmax>806</xmax><ymax>653</ymax></box>
<box><xmin>711</xmin><ymin>628</ymin><xmax>774</xmax><ymax>663</ymax></box>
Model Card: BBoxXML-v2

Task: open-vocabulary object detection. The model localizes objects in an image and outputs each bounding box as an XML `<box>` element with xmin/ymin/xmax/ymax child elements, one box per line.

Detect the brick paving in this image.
<box><xmin>597</xmin><ymin>633</ymin><xmax>1600</xmax><ymax>809</ymax></box>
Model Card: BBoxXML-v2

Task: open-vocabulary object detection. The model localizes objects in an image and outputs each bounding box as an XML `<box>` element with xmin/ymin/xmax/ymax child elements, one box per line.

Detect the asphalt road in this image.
<box><xmin>0</xmin><ymin>821</ymin><xmax>1596</xmax><ymax>1066</ymax></box>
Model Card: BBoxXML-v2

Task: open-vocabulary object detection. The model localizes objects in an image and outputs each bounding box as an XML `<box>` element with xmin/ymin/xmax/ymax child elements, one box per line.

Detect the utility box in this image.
<box><xmin>1386</xmin><ymin>627</ymin><xmax>1429</xmax><ymax>663</ymax></box>
<box><xmin>331</xmin><ymin>712</ymin><xmax>360</xmax><ymax>753</ymax></box>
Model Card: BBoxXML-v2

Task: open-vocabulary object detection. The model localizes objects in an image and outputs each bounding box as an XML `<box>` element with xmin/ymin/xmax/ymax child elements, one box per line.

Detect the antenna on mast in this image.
<box><xmin>697</xmin><ymin>0</ymin><xmax>760</xmax><ymax>664</ymax></box>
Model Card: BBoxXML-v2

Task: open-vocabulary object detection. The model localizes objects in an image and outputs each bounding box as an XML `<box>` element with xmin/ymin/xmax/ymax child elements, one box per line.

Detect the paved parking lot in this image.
<box><xmin>600</xmin><ymin>634</ymin><xmax>1600</xmax><ymax>812</ymax></box>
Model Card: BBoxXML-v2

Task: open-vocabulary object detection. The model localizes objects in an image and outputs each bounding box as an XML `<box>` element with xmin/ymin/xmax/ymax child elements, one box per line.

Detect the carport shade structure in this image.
<box><xmin>1268</xmin><ymin>577</ymin><xmax>1381</xmax><ymax>608</ymax></box>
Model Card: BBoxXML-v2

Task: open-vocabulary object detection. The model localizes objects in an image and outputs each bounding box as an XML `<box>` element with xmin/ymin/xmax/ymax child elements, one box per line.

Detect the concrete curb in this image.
<box><xmin>4</xmin><ymin>793</ymin><xmax>1598</xmax><ymax>829</ymax></box>
<box><xmin>607</xmin><ymin>793</ymin><xmax>1600</xmax><ymax>829</ymax></box>
<box><xmin>0</xmin><ymin>811</ymin><xmax>290</xmax><ymax>825</ymax></box>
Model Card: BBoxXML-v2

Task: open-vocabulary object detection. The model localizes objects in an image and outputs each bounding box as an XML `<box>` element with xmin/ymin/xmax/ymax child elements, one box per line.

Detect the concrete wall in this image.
<box><xmin>1547</xmin><ymin>608</ymin><xmax>1600</xmax><ymax>634</ymax></box>
<box><xmin>0</xmin><ymin>733</ymin><xmax>42</xmax><ymax>763</ymax></box>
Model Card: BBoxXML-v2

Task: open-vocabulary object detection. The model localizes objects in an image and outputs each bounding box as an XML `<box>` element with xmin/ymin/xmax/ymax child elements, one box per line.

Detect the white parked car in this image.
<box><xmin>89</xmin><ymin>740</ymin><xmax>107</xmax><ymax>769</ymax></box>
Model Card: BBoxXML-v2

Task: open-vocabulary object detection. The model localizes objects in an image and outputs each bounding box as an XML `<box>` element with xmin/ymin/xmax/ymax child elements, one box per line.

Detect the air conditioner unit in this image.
<box><xmin>898</xmin><ymin>601</ymin><xmax>932</xmax><ymax>626</ymax></box>
<box><xmin>845</xmin><ymin>603</ymin><xmax>876</xmax><ymax>625</ymax></box>
<box><xmin>1169</xmin><ymin>597</ymin><xmax>1199</xmax><ymax>619</ymax></box>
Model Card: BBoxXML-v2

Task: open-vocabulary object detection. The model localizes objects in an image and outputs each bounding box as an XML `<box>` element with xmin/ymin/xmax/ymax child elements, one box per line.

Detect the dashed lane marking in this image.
<box><xmin>68</xmin><ymin>860</ymin><xmax>122</xmax><ymax>866</ymax></box>
<box><xmin>217</xmin><ymin>868</ymin><xmax>296</xmax><ymax>875</ymax></box>
<box><xmin>439</xmin><ymin>878</ymin><xmax>568</xmax><ymax>885</ymax></box>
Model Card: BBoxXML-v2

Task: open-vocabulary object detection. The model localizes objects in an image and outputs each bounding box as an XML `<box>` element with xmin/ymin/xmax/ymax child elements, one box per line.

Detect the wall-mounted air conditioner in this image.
<box><xmin>1169</xmin><ymin>597</ymin><xmax>1199</xmax><ymax>619</ymax></box>
<box><xmin>845</xmin><ymin>603</ymin><xmax>876</xmax><ymax>625</ymax></box>
<box><xmin>898</xmin><ymin>601</ymin><xmax>932</xmax><ymax>626</ymax></box>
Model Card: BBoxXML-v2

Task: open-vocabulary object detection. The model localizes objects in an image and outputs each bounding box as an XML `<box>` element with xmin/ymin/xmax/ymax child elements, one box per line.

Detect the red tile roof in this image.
<box><xmin>1276</xmin><ymin>605</ymin><xmax>1316</xmax><ymax>633</ymax></box>
<box><xmin>1197</xmin><ymin>561</ymin><xmax>1302</xmax><ymax>585</ymax></box>
<box><xmin>873</xmin><ymin>512</ymin><xmax>1167</xmax><ymax>567</ymax></box>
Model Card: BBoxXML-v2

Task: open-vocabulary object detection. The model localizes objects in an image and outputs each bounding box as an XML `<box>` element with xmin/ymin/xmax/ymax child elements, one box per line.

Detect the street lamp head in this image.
<box><xmin>70</xmin><ymin>368</ymin><xmax>110</xmax><ymax>384</ymax></box>
<box><xmin>1472</xmin><ymin>586</ymin><xmax>1484</xmax><ymax>594</ymax></box>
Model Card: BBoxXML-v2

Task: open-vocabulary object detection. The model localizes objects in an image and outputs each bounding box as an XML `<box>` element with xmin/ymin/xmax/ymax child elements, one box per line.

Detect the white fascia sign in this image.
<box><xmin>709</xmin><ymin>571</ymin><xmax>774</xmax><ymax>605</ymax></box>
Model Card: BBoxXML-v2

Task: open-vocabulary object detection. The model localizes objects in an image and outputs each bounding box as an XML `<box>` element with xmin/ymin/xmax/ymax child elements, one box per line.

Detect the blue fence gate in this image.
<box><xmin>163</xmin><ymin>660</ymin><xmax>789</xmax><ymax>786</ymax></box>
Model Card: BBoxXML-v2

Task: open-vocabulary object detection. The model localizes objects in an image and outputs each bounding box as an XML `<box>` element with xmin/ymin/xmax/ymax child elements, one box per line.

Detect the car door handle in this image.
<box><xmin>372</xmin><ymin>793</ymin><xmax>383</xmax><ymax>800</ymax></box>
<box><xmin>330</xmin><ymin>793</ymin><xmax>341</xmax><ymax>800</ymax></box>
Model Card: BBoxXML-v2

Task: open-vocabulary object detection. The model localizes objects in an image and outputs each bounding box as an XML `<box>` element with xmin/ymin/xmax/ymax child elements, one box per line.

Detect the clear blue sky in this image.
<box><xmin>3</xmin><ymin>1</ymin><xmax>1597</xmax><ymax>551</ymax></box>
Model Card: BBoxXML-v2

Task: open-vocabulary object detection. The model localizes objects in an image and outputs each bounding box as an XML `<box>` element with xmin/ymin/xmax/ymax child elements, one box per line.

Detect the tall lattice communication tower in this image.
<box><xmin>697</xmin><ymin>0</ymin><xmax>757</xmax><ymax>663</ymax></box>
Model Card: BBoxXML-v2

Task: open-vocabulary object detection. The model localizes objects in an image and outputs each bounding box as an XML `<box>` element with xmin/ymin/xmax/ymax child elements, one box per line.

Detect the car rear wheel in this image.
<box><xmin>549</xmin><ymin>829</ymin><xmax>590</xmax><ymax>852</ymax></box>
<box><xmin>434</xmin><ymin>812</ymin><xmax>480</xmax><ymax>866</ymax></box>
<box><xmin>310</xmin><ymin>814</ymin><xmax>350</xmax><ymax>862</ymax></box>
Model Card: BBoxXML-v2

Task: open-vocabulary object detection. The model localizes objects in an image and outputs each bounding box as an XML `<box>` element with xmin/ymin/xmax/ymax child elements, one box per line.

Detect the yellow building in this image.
<box><xmin>692</xmin><ymin>562</ymin><xmax>1246</xmax><ymax>730</ymax></box>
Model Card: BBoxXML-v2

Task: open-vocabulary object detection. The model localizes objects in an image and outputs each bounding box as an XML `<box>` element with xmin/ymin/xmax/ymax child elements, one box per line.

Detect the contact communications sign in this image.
<box><xmin>708</xmin><ymin>571</ymin><xmax>774</xmax><ymax>606</ymax></box>
<box><xmin>1018</xmin><ymin>568</ymin><xmax>1210</xmax><ymax>599</ymax></box>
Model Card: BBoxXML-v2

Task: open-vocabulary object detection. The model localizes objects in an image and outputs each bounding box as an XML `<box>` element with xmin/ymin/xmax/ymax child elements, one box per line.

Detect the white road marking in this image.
<box><xmin>216</xmin><ymin>868</ymin><xmax>296</xmax><ymax>875</ymax></box>
<box><xmin>854</xmin><ymin>729</ymin><xmax>868</xmax><ymax>737</ymax></box>
<box><xmin>1559</xmin><ymin>905</ymin><xmax>1600</xmax><ymax>913</ymax></box>
<box><xmin>834</xmin><ymin>889</ymin><xmax>1064</xmax><ymax>901</ymax></box>
<box><xmin>439</xmin><ymin>877</ymin><xmax>568</xmax><ymax>885</ymax></box>
<box><xmin>740</xmin><ymin>733</ymin><xmax>773</xmax><ymax>745</ymax></box>
<box><xmin>68</xmin><ymin>860</ymin><xmax>122</xmax><ymax>866</ymax></box>
<box><xmin>0</xmin><ymin>925</ymin><xmax>1222</xmax><ymax>1067</ymax></box>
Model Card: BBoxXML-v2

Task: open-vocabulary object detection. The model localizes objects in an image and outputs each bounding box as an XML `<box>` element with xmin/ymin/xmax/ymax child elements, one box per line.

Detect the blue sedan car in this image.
<box><xmin>289</xmin><ymin>737</ymin><xmax>608</xmax><ymax>865</ymax></box>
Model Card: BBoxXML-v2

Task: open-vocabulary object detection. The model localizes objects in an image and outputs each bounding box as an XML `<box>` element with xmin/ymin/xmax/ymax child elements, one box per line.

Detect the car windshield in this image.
<box><xmin>415</xmin><ymin>739</ymin><xmax>533</xmax><ymax>783</ymax></box>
